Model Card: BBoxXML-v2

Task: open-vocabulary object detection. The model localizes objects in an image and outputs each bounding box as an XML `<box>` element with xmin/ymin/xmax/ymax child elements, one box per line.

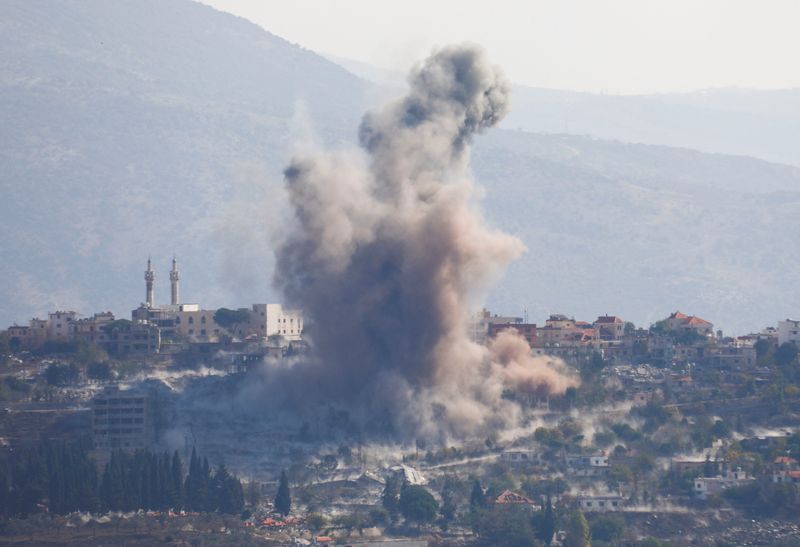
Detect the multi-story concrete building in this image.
<box><xmin>778</xmin><ymin>319</ymin><xmax>800</xmax><ymax>347</ymax></box>
<box><xmin>92</xmin><ymin>386</ymin><xmax>153</xmax><ymax>451</ymax></box>
<box><xmin>47</xmin><ymin>311</ymin><xmax>78</xmax><ymax>340</ymax></box>
<box><xmin>593</xmin><ymin>315</ymin><xmax>625</xmax><ymax>340</ymax></box>
<box><xmin>706</xmin><ymin>345</ymin><xmax>757</xmax><ymax>369</ymax></box>
<box><xmin>6</xmin><ymin>312</ymin><xmax>79</xmax><ymax>349</ymax></box>
<box><xmin>73</xmin><ymin>312</ymin><xmax>115</xmax><ymax>346</ymax></box>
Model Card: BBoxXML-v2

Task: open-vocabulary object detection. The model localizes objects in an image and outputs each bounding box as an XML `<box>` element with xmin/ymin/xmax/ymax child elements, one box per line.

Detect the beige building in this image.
<box><xmin>594</xmin><ymin>315</ymin><xmax>625</xmax><ymax>340</ymax></box>
<box><xmin>48</xmin><ymin>311</ymin><xmax>78</xmax><ymax>340</ymax></box>
<box><xmin>6</xmin><ymin>312</ymin><xmax>79</xmax><ymax>349</ymax></box>
<box><xmin>73</xmin><ymin>312</ymin><xmax>115</xmax><ymax>346</ymax></box>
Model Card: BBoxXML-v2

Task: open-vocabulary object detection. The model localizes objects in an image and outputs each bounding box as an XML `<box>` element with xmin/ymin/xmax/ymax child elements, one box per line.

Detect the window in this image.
<box><xmin>201</xmin><ymin>316</ymin><xmax>206</xmax><ymax>324</ymax></box>
<box><xmin>188</xmin><ymin>316</ymin><xmax>194</xmax><ymax>324</ymax></box>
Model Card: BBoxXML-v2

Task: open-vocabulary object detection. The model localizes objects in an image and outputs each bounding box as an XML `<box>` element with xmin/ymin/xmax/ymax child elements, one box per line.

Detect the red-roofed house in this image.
<box><xmin>666</xmin><ymin>311</ymin><xmax>713</xmax><ymax>336</ymax></box>
<box><xmin>494</xmin><ymin>490</ymin><xmax>537</xmax><ymax>506</ymax></box>
<box><xmin>773</xmin><ymin>456</ymin><xmax>800</xmax><ymax>483</ymax></box>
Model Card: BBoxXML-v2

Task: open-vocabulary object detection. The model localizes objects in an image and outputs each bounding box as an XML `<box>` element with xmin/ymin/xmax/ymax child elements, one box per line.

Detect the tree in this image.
<box><xmin>469</xmin><ymin>478</ymin><xmax>485</xmax><ymax>509</ymax></box>
<box><xmin>45</xmin><ymin>363</ymin><xmax>79</xmax><ymax>386</ymax></box>
<box><xmin>775</xmin><ymin>342</ymin><xmax>798</xmax><ymax>368</ymax></box>
<box><xmin>563</xmin><ymin>510</ymin><xmax>590</xmax><ymax>547</ymax></box>
<box><xmin>474</xmin><ymin>505</ymin><xmax>536</xmax><ymax>547</ymax></box>
<box><xmin>367</xmin><ymin>507</ymin><xmax>390</xmax><ymax>527</ymax></box>
<box><xmin>212</xmin><ymin>464</ymin><xmax>244</xmax><ymax>514</ymax></box>
<box><xmin>590</xmin><ymin>513</ymin><xmax>624</xmax><ymax>542</ymax></box>
<box><xmin>755</xmin><ymin>339</ymin><xmax>774</xmax><ymax>365</ymax></box>
<box><xmin>399</xmin><ymin>485</ymin><xmax>438</xmax><ymax>527</ymax></box>
<box><xmin>382</xmin><ymin>475</ymin><xmax>402</xmax><ymax>516</ymax></box>
<box><xmin>74</xmin><ymin>343</ymin><xmax>109</xmax><ymax>366</ymax></box>
<box><xmin>533</xmin><ymin>495</ymin><xmax>556</xmax><ymax>545</ymax></box>
<box><xmin>332</xmin><ymin>513</ymin><xmax>361</xmax><ymax>533</ymax></box>
<box><xmin>86</xmin><ymin>362</ymin><xmax>112</xmax><ymax>381</ymax></box>
<box><xmin>274</xmin><ymin>470</ymin><xmax>291</xmax><ymax>517</ymax></box>
<box><xmin>306</xmin><ymin>513</ymin><xmax>327</xmax><ymax>532</ymax></box>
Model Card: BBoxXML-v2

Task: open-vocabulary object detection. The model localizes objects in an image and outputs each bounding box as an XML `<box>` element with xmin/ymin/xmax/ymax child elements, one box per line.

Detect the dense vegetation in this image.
<box><xmin>0</xmin><ymin>441</ymin><xmax>243</xmax><ymax>518</ymax></box>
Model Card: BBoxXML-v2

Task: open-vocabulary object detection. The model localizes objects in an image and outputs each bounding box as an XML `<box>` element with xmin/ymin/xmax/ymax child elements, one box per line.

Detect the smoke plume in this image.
<box><xmin>272</xmin><ymin>45</ymin><xmax>577</xmax><ymax>440</ymax></box>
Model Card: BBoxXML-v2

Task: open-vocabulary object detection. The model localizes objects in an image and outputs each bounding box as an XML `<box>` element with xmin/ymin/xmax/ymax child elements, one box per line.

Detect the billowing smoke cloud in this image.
<box><xmin>271</xmin><ymin>45</ymin><xmax>577</xmax><ymax>440</ymax></box>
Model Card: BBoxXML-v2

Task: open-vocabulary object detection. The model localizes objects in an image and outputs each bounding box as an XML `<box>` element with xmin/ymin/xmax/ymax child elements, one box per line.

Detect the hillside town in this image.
<box><xmin>1</xmin><ymin>261</ymin><xmax>800</xmax><ymax>545</ymax></box>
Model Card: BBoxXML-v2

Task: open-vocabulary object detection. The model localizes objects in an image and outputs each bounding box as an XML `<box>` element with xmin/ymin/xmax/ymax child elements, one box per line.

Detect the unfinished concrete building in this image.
<box><xmin>92</xmin><ymin>386</ymin><xmax>153</xmax><ymax>451</ymax></box>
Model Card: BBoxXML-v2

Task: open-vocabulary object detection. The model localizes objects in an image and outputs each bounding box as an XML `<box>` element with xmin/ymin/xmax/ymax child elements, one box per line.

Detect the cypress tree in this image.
<box><xmin>171</xmin><ymin>450</ymin><xmax>183</xmax><ymax>509</ymax></box>
<box><xmin>274</xmin><ymin>470</ymin><xmax>291</xmax><ymax>516</ymax></box>
<box><xmin>381</xmin><ymin>475</ymin><xmax>401</xmax><ymax>516</ymax></box>
<box><xmin>469</xmin><ymin>479</ymin><xmax>485</xmax><ymax>509</ymax></box>
<box><xmin>201</xmin><ymin>457</ymin><xmax>212</xmax><ymax>511</ymax></box>
<box><xmin>185</xmin><ymin>447</ymin><xmax>199</xmax><ymax>510</ymax></box>
<box><xmin>535</xmin><ymin>495</ymin><xmax>556</xmax><ymax>545</ymax></box>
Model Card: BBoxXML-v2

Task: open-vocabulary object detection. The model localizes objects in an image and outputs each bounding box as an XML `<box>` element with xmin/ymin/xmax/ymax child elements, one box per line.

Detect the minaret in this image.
<box><xmin>145</xmin><ymin>257</ymin><xmax>155</xmax><ymax>308</ymax></box>
<box><xmin>170</xmin><ymin>256</ymin><xmax>180</xmax><ymax>306</ymax></box>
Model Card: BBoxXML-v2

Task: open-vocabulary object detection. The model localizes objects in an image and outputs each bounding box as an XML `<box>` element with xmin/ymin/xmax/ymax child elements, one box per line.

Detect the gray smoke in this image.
<box><xmin>272</xmin><ymin>45</ymin><xmax>577</xmax><ymax>441</ymax></box>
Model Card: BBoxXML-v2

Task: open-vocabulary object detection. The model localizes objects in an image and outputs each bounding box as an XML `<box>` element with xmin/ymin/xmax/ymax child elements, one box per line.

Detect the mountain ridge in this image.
<box><xmin>1</xmin><ymin>0</ymin><xmax>799</xmax><ymax>334</ymax></box>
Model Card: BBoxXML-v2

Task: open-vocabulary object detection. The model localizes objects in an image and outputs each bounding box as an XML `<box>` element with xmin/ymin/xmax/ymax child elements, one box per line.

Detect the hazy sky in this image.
<box><xmin>200</xmin><ymin>0</ymin><xmax>799</xmax><ymax>94</ymax></box>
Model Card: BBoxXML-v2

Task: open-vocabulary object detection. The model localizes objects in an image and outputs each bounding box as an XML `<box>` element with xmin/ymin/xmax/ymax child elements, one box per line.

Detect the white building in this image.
<box><xmin>566</xmin><ymin>453</ymin><xmax>610</xmax><ymax>477</ymax></box>
<box><xmin>577</xmin><ymin>494</ymin><xmax>626</xmax><ymax>512</ymax></box>
<box><xmin>502</xmin><ymin>449</ymin><xmax>541</xmax><ymax>464</ymax></box>
<box><xmin>694</xmin><ymin>468</ymin><xmax>752</xmax><ymax>500</ymax></box>
<box><xmin>263</xmin><ymin>303</ymin><xmax>304</xmax><ymax>341</ymax></box>
<box><xmin>778</xmin><ymin>319</ymin><xmax>800</xmax><ymax>347</ymax></box>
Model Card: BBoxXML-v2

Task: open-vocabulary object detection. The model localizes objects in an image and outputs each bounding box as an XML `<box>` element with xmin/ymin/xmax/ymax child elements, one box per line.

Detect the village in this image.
<box><xmin>1</xmin><ymin>261</ymin><xmax>800</xmax><ymax>545</ymax></box>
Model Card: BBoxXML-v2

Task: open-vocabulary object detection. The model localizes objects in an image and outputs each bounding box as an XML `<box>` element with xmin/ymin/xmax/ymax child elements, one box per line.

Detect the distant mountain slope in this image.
<box><xmin>505</xmin><ymin>86</ymin><xmax>800</xmax><ymax>167</ymax></box>
<box><xmin>1</xmin><ymin>0</ymin><xmax>798</xmax><ymax>334</ymax></box>
<box><xmin>324</xmin><ymin>55</ymin><xmax>800</xmax><ymax>167</ymax></box>
<box><xmin>0</xmin><ymin>0</ymin><xmax>368</xmax><ymax>323</ymax></box>
<box><xmin>472</xmin><ymin>131</ymin><xmax>800</xmax><ymax>333</ymax></box>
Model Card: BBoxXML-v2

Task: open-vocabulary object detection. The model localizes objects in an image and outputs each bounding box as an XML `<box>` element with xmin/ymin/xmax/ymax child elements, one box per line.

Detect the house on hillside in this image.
<box><xmin>594</xmin><ymin>315</ymin><xmax>626</xmax><ymax>340</ymax></box>
<box><xmin>772</xmin><ymin>456</ymin><xmax>800</xmax><ymax>484</ymax></box>
<box><xmin>493</xmin><ymin>490</ymin><xmax>538</xmax><ymax>508</ymax></box>
<box><xmin>666</xmin><ymin>311</ymin><xmax>713</xmax><ymax>336</ymax></box>
<box><xmin>694</xmin><ymin>468</ymin><xmax>752</xmax><ymax>499</ymax></box>
<box><xmin>577</xmin><ymin>494</ymin><xmax>626</xmax><ymax>512</ymax></box>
